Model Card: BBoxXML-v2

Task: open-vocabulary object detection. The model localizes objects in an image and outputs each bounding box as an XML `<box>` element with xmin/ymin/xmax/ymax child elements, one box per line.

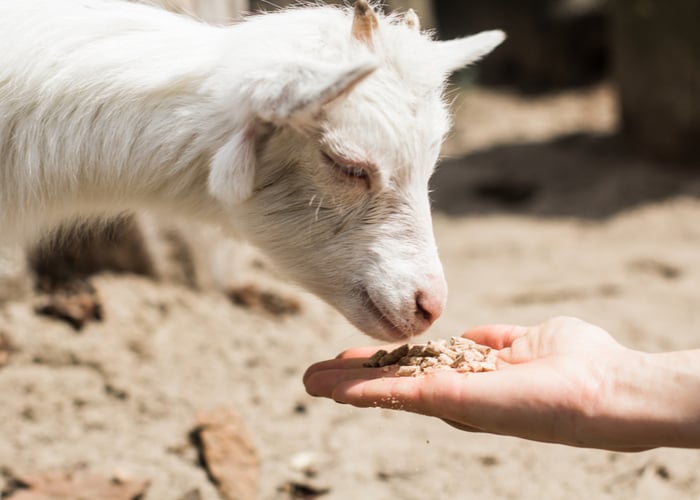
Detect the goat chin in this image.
<box><xmin>0</xmin><ymin>0</ymin><xmax>503</xmax><ymax>339</ymax></box>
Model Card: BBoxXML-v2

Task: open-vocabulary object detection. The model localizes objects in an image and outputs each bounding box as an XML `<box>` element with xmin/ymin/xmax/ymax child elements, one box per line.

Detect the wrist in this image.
<box><xmin>639</xmin><ymin>350</ymin><xmax>700</xmax><ymax>447</ymax></box>
<box><xmin>581</xmin><ymin>348</ymin><xmax>700</xmax><ymax>450</ymax></box>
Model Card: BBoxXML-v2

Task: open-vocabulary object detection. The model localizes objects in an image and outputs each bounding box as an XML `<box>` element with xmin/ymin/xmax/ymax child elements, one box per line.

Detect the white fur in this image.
<box><xmin>0</xmin><ymin>0</ymin><xmax>504</xmax><ymax>340</ymax></box>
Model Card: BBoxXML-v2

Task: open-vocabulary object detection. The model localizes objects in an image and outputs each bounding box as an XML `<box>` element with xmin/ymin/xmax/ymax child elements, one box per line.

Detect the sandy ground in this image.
<box><xmin>1</xmin><ymin>84</ymin><xmax>700</xmax><ymax>499</ymax></box>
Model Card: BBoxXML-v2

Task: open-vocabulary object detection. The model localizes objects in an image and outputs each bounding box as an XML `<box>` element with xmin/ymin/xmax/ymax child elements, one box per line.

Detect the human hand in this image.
<box><xmin>304</xmin><ymin>316</ymin><xmax>655</xmax><ymax>451</ymax></box>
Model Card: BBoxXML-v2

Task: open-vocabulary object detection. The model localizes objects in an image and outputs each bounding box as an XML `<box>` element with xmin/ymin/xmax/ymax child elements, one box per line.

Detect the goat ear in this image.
<box><xmin>435</xmin><ymin>30</ymin><xmax>506</xmax><ymax>74</ymax></box>
<box><xmin>352</xmin><ymin>0</ymin><xmax>379</xmax><ymax>49</ymax></box>
<box><xmin>208</xmin><ymin>127</ymin><xmax>257</xmax><ymax>206</ymax></box>
<box><xmin>403</xmin><ymin>8</ymin><xmax>420</xmax><ymax>31</ymax></box>
<box><xmin>254</xmin><ymin>59</ymin><xmax>378</xmax><ymax>126</ymax></box>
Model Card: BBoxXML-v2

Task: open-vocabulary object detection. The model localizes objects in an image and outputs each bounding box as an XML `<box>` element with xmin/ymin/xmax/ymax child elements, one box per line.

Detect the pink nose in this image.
<box><xmin>414</xmin><ymin>276</ymin><xmax>447</xmax><ymax>329</ymax></box>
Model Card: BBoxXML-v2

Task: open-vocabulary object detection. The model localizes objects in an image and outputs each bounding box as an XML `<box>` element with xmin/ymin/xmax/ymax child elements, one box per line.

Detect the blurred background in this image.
<box><xmin>0</xmin><ymin>1</ymin><xmax>698</xmax><ymax>499</ymax></box>
<box><xmin>159</xmin><ymin>0</ymin><xmax>699</xmax><ymax>161</ymax></box>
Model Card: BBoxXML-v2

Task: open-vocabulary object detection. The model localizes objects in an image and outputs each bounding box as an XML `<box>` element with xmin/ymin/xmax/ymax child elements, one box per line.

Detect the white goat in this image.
<box><xmin>0</xmin><ymin>0</ymin><xmax>503</xmax><ymax>341</ymax></box>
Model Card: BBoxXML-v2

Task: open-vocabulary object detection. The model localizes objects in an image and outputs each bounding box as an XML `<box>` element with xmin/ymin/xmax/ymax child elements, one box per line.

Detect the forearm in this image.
<box><xmin>581</xmin><ymin>348</ymin><xmax>700</xmax><ymax>450</ymax></box>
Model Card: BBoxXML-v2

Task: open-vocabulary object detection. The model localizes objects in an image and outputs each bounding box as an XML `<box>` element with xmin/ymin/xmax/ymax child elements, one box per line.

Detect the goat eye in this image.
<box><xmin>321</xmin><ymin>152</ymin><xmax>370</xmax><ymax>186</ymax></box>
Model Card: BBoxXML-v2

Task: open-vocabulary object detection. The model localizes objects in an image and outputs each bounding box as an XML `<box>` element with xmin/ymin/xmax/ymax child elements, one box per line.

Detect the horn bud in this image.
<box><xmin>404</xmin><ymin>8</ymin><xmax>420</xmax><ymax>31</ymax></box>
<box><xmin>352</xmin><ymin>0</ymin><xmax>378</xmax><ymax>48</ymax></box>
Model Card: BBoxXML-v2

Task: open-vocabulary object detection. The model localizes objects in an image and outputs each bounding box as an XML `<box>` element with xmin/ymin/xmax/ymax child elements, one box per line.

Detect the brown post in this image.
<box><xmin>610</xmin><ymin>0</ymin><xmax>700</xmax><ymax>162</ymax></box>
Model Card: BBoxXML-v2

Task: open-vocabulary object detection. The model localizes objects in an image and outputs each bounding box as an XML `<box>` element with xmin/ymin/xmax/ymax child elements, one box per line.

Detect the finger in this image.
<box><xmin>331</xmin><ymin>375</ymin><xmax>429</xmax><ymax>411</ymax></box>
<box><xmin>441</xmin><ymin>418</ymin><xmax>487</xmax><ymax>433</ymax></box>
<box><xmin>302</xmin><ymin>357</ymin><xmax>372</xmax><ymax>386</ymax></box>
<box><xmin>331</xmin><ymin>370</ymin><xmax>503</xmax><ymax>421</ymax></box>
<box><xmin>304</xmin><ymin>366</ymin><xmax>396</xmax><ymax>398</ymax></box>
<box><xmin>462</xmin><ymin>324</ymin><xmax>529</xmax><ymax>350</ymax></box>
<box><xmin>304</xmin><ymin>343</ymin><xmax>407</xmax><ymax>385</ymax></box>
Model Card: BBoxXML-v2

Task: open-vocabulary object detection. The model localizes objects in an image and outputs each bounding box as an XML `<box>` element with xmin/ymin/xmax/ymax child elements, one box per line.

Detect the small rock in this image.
<box><xmin>478</xmin><ymin>455</ymin><xmax>500</xmax><ymax>467</ymax></box>
<box><xmin>194</xmin><ymin>407</ymin><xmax>259</xmax><ymax>500</ymax></box>
<box><xmin>35</xmin><ymin>278</ymin><xmax>103</xmax><ymax>330</ymax></box>
<box><xmin>289</xmin><ymin>451</ymin><xmax>319</xmax><ymax>478</ymax></box>
<box><xmin>6</xmin><ymin>471</ymin><xmax>149</xmax><ymax>500</ymax></box>
<box><xmin>277</xmin><ymin>481</ymin><xmax>330</xmax><ymax>499</ymax></box>
<box><xmin>227</xmin><ymin>285</ymin><xmax>301</xmax><ymax>317</ymax></box>
<box><xmin>655</xmin><ymin>465</ymin><xmax>671</xmax><ymax>481</ymax></box>
<box><xmin>177</xmin><ymin>489</ymin><xmax>203</xmax><ymax>500</ymax></box>
<box><xmin>0</xmin><ymin>330</ymin><xmax>15</xmax><ymax>368</ymax></box>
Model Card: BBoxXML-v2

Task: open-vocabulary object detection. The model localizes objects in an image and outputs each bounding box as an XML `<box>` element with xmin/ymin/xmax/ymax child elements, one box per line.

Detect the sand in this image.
<box><xmin>1</xmin><ymin>83</ymin><xmax>700</xmax><ymax>499</ymax></box>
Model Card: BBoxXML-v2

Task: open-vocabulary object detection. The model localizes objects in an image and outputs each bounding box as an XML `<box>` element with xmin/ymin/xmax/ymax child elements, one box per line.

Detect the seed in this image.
<box><xmin>407</xmin><ymin>345</ymin><xmax>427</xmax><ymax>357</ymax></box>
<box><xmin>363</xmin><ymin>349</ymin><xmax>388</xmax><ymax>368</ymax></box>
<box><xmin>438</xmin><ymin>353</ymin><xmax>453</xmax><ymax>365</ymax></box>
<box><xmin>363</xmin><ymin>336</ymin><xmax>497</xmax><ymax>376</ymax></box>
<box><xmin>378</xmin><ymin>344</ymin><xmax>409</xmax><ymax>365</ymax></box>
<box><xmin>396</xmin><ymin>366</ymin><xmax>419</xmax><ymax>376</ymax></box>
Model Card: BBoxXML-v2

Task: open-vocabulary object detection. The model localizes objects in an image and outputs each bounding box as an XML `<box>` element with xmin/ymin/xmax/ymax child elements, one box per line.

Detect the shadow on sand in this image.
<box><xmin>431</xmin><ymin>133</ymin><xmax>700</xmax><ymax>220</ymax></box>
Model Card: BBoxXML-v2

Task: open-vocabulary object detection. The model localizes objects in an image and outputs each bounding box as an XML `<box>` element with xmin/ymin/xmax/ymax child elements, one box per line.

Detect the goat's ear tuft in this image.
<box><xmin>255</xmin><ymin>59</ymin><xmax>378</xmax><ymax>127</ymax></box>
<box><xmin>208</xmin><ymin>128</ymin><xmax>256</xmax><ymax>206</ymax></box>
<box><xmin>435</xmin><ymin>30</ymin><xmax>506</xmax><ymax>74</ymax></box>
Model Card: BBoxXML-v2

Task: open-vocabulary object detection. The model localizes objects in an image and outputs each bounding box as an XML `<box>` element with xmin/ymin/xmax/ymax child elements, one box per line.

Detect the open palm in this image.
<box><xmin>304</xmin><ymin>317</ymin><xmax>650</xmax><ymax>451</ymax></box>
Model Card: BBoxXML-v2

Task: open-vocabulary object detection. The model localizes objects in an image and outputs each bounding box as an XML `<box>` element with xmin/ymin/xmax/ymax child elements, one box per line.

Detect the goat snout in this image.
<box><xmin>413</xmin><ymin>276</ymin><xmax>447</xmax><ymax>330</ymax></box>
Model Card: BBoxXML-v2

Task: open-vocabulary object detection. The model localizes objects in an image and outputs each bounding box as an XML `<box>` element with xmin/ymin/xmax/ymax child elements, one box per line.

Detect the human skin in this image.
<box><xmin>304</xmin><ymin>316</ymin><xmax>700</xmax><ymax>451</ymax></box>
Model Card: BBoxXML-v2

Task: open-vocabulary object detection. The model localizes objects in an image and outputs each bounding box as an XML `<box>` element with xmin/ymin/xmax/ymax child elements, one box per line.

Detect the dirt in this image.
<box><xmin>1</xmin><ymin>83</ymin><xmax>700</xmax><ymax>499</ymax></box>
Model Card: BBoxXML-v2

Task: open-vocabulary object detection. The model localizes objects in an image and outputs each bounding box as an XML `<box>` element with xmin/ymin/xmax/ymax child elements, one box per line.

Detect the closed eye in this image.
<box><xmin>321</xmin><ymin>152</ymin><xmax>371</xmax><ymax>188</ymax></box>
